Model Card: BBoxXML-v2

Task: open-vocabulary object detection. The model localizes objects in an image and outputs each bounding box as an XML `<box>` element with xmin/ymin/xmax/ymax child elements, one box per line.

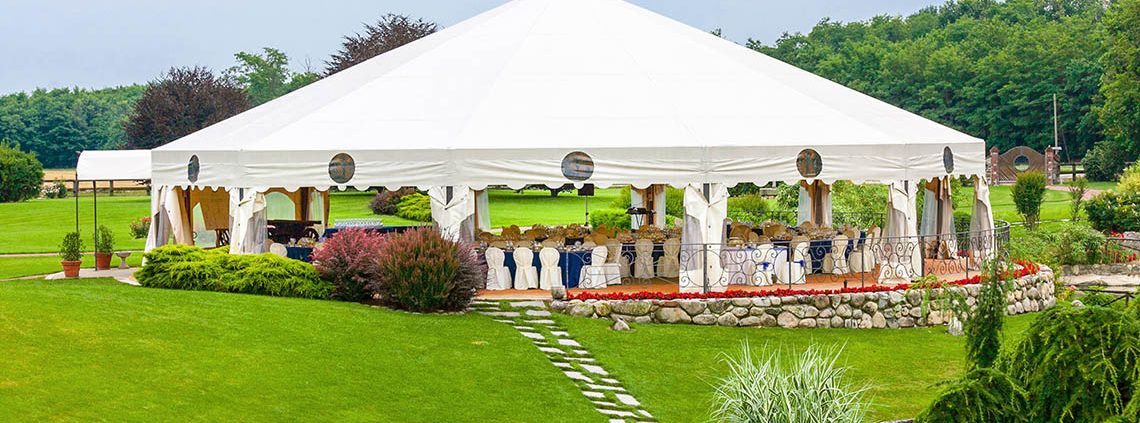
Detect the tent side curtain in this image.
<box><xmin>679</xmin><ymin>183</ymin><xmax>729</xmax><ymax>293</ymax></box>
<box><xmin>428</xmin><ymin>186</ymin><xmax>477</xmax><ymax>242</ymax></box>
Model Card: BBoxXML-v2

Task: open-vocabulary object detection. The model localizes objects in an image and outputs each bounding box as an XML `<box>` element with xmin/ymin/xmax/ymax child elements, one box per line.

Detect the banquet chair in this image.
<box><xmin>605</xmin><ymin>239</ymin><xmax>629</xmax><ymax>281</ymax></box>
<box><xmin>776</xmin><ymin>243</ymin><xmax>809</xmax><ymax>285</ymax></box>
<box><xmin>790</xmin><ymin>235</ymin><xmax>812</xmax><ymax>273</ymax></box>
<box><xmin>829</xmin><ymin>234</ymin><xmax>851</xmax><ymax>274</ymax></box>
<box><xmin>752</xmin><ymin>243</ymin><xmax>776</xmax><ymax>286</ymax></box>
<box><xmin>538</xmin><ymin>247</ymin><xmax>562</xmax><ymax>290</ymax></box>
<box><xmin>633</xmin><ymin>238</ymin><xmax>655</xmax><ymax>280</ymax></box>
<box><xmin>484</xmin><ymin>247</ymin><xmax>512</xmax><ymax>291</ymax></box>
<box><xmin>721</xmin><ymin>246</ymin><xmax>754</xmax><ymax>286</ymax></box>
<box><xmin>269</xmin><ymin>243</ymin><xmax>288</xmax><ymax>258</ymax></box>
<box><xmin>849</xmin><ymin>229</ymin><xmax>876</xmax><ymax>273</ymax></box>
<box><xmin>657</xmin><ymin>238</ymin><xmax>681</xmax><ymax>278</ymax></box>
<box><xmin>512</xmin><ymin>247</ymin><xmax>539</xmax><ymax>290</ymax></box>
<box><xmin>580</xmin><ymin>246</ymin><xmax>620</xmax><ymax>289</ymax></box>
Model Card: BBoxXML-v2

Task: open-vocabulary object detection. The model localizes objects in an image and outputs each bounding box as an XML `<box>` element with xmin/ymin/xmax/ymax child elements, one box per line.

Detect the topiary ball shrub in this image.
<box><xmin>369</xmin><ymin>187</ymin><xmax>416</xmax><ymax>215</ymax></box>
<box><xmin>915</xmin><ymin>368</ymin><xmax>1030</xmax><ymax>423</ymax></box>
<box><xmin>136</xmin><ymin>245</ymin><xmax>333</xmax><ymax>299</ymax></box>
<box><xmin>0</xmin><ymin>141</ymin><xmax>44</xmax><ymax>203</ymax></box>
<box><xmin>372</xmin><ymin>228</ymin><xmax>483</xmax><ymax>313</ymax></box>
<box><xmin>1000</xmin><ymin>305</ymin><xmax>1140</xmax><ymax>422</ymax></box>
<box><xmin>395</xmin><ymin>193</ymin><xmax>432</xmax><ymax>222</ymax></box>
<box><xmin>311</xmin><ymin>229</ymin><xmax>387</xmax><ymax>302</ymax></box>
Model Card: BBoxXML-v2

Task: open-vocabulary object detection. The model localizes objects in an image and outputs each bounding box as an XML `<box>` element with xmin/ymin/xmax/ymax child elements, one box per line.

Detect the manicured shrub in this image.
<box><xmin>1011</xmin><ymin>171</ymin><xmax>1047</xmax><ymax>229</ymax></box>
<box><xmin>129</xmin><ymin>217</ymin><xmax>151</xmax><ymax>239</ymax></box>
<box><xmin>311</xmin><ymin>228</ymin><xmax>387</xmax><ymax>302</ymax></box>
<box><xmin>915</xmin><ymin>368</ymin><xmax>1030</xmax><ymax>423</ymax></box>
<box><xmin>59</xmin><ymin>231</ymin><xmax>82</xmax><ymax>262</ymax></box>
<box><xmin>0</xmin><ymin>141</ymin><xmax>44</xmax><ymax>203</ymax></box>
<box><xmin>372</xmin><ymin>228</ymin><xmax>483</xmax><ymax>313</ymax></box>
<box><xmin>369</xmin><ymin>187</ymin><xmax>416</xmax><ymax>215</ymax></box>
<box><xmin>1083</xmin><ymin>140</ymin><xmax>1128</xmax><ymax>182</ymax></box>
<box><xmin>395</xmin><ymin>193</ymin><xmax>432</xmax><ymax>222</ymax></box>
<box><xmin>136</xmin><ymin>244</ymin><xmax>333</xmax><ymax>299</ymax></box>
<box><xmin>589</xmin><ymin>208</ymin><xmax>631</xmax><ymax>230</ymax></box>
<box><xmin>1000</xmin><ymin>306</ymin><xmax>1140</xmax><ymax>422</ymax></box>
<box><xmin>710</xmin><ymin>343</ymin><xmax>868</xmax><ymax>423</ymax></box>
<box><xmin>95</xmin><ymin>225</ymin><xmax>115</xmax><ymax>253</ymax></box>
<box><xmin>1086</xmin><ymin>192</ymin><xmax>1140</xmax><ymax>233</ymax></box>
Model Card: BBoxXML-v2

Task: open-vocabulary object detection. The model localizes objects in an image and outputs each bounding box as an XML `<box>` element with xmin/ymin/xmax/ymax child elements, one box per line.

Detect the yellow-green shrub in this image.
<box><xmin>137</xmin><ymin>244</ymin><xmax>332</xmax><ymax>299</ymax></box>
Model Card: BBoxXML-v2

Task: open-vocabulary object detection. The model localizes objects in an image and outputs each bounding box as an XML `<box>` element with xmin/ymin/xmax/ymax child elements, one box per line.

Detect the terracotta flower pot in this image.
<box><xmin>95</xmin><ymin>252</ymin><xmax>113</xmax><ymax>270</ymax></box>
<box><xmin>61</xmin><ymin>260</ymin><xmax>82</xmax><ymax>278</ymax></box>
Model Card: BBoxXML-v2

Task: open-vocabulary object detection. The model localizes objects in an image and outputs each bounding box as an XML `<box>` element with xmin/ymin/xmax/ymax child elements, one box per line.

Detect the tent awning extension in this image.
<box><xmin>152</xmin><ymin>0</ymin><xmax>985</xmax><ymax>192</ymax></box>
<box><xmin>77</xmin><ymin>150</ymin><xmax>152</xmax><ymax>181</ymax></box>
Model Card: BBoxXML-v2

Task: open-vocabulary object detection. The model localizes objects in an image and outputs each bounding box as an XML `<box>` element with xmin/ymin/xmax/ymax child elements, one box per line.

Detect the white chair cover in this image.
<box><xmin>606</xmin><ymin>239</ymin><xmax>630</xmax><ymax>279</ymax></box>
<box><xmin>580</xmin><ymin>246</ymin><xmax>619</xmax><ymax>289</ymax></box>
<box><xmin>830</xmin><ymin>234</ymin><xmax>850</xmax><ymax>274</ymax></box>
<box><xmin>512</xmin><ymin>247</ymin><xmax>539</xmax><ymax>290</ymax></box>
<box><xmin>776</xmin><ymin>244</ymin><xmax>808</xmax><ymax>285</ymax></box>
<box><xmin>657</xmin><ymin>238</ymin><xmax>681</xmax><ymax>277</ymax></box>
<box><xmin>633</xmin><ymin>239</ymin><xmax>655</xmax><ymax>279</ymax></box>
<box><xmin>721</xmin><ymin>248</ymin><xmax>754</xmax><ymax>286</ymax></box>
<box><xmin>484</xmin><ymin>247</ymin><xmax>512</xmax><ymax>291</ymax></box>
<box><xmin>538</xmin><ymin>247</ymin><xmax>561</xmax><ymax>290</ymax></box>
<box><xmin>753</xmin><ymin>243</ymin><xmax>775</xmax><ymax>286</ymax></box>
<box><xmin>849</xmin><ymin>231</ymin><xmax>876</xmax><ymax>273</ymax></box>
<box><xmin>269</xmin><ymin>243</ymin><xmax>288</xmax><ymax>257</ymax></box>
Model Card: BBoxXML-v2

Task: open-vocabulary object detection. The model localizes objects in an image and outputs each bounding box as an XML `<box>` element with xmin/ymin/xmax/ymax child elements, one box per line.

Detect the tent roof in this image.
<box><xmin>77</xmin><ymin>150</ymin><xmax>152</xmax><ymax>181</ymax></box>
<box><xmin>153</xmin><ymin>0</ymin><xmax>985</xmax><ymax>191</ymax></box>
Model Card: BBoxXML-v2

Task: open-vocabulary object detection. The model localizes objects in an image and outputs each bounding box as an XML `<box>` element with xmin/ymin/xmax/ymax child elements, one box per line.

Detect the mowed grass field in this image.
<box><xmin>0</xmin><ymin>278</ymin><xmax>1039</xmax><ymax>422</ymax></box>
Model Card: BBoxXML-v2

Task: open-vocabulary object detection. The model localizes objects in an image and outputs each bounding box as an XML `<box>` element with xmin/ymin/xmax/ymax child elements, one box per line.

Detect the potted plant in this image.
<box><xmin>94</xmin><ymin>225</ymin><xmax>115</xmax><ymax>270</ymax></box>
<box><xmin>59</xmin><ymin>232</ymin><xmax>83</xmax><ymax>278</ymax></box>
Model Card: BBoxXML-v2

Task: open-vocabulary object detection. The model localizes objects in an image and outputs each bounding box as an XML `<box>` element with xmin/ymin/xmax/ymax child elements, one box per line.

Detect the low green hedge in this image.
<box><xmin>589</xmin><ymin>208</ymin><xmax>632</xmax><ymax>230</ymax></box>
<box><xmin>136</xmin><ymin>245</ymin><xmax>333</xmax><ymax>299</ymax></box>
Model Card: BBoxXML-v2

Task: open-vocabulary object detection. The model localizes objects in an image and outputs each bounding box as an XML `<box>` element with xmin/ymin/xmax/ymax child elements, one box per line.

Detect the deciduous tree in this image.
<box><xmin>325</xmin><ymin>14</ymin><xmax>438</xmax><ymax>75</ymax></box>
<box><xmin>123</xmin><ymin>67</ymin><xmax>249</xmax><ymax>150</ymax></box>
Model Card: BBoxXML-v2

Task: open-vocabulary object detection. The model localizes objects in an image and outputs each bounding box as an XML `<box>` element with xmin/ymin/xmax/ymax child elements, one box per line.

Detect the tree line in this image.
<box><xmin>2</xmin><ymin>2</ymin><xmax>1139</xmax><ymax>169</ymax></box>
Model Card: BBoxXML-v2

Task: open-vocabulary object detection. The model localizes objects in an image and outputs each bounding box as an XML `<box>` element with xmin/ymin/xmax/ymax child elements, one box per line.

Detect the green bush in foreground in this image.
<box><xmin>915</xmin><ymin>368</ymin><xmax>1030</xmax><ymax>423</ymax></box>
<box><xmin>1086</xmin><ymin>192</ymin><xmax>1140</xmax><ymax>233</ymax></box>
<box><xmin>373</xmin><ymin>229</ymin><xmax>482</xmax><ymax>313</ymax></box>
<box><xmin>136</xmin><ymin>244</ymin><xmax>332</xmax><ymax>299</ymax></box>
<box><xmin>710</xmin><ymin>343</ymin><xmax>869</xmax><ymax>423</ymax></box>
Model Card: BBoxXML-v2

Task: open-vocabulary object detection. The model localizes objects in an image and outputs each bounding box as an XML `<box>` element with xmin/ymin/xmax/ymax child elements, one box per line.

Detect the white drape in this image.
<box><xmin>680</xmin><ymin>183</ymin><xmax>729</xmax><ymax>293</ymax></box>
<box><xmin>144</xmin><ymin>186</ymin><xmax>172</xmax><ymax>252</ymax></box>
<box><xmin>881</xmin><ymin>181</ymin><xmax>921</xmax><ymax>282</ymax></box>
<box><xmin>797</xmin><ymin>182</ymin><xmax>832</xmax><ymax>226</ymax></box>
<box><xmin>474</xmin><ymin>190</ymin><xmax>491</xmax><ymax>231</ymax></box>
<box><xmin>429</xmin><ymin>186</ymin><xmax>477</xmax><ymax>242</ymax></box>
<box><xmin>165</xmin><ymin>187</ymin><xmax>193</xmax><ymax>245</ymax></box>
<box><xmin>631</xmin><ymin>185</ymin><xmax>668</xmax><ymax>228</ymax></box>
<box><xmin>229</xmin><ymin>190</ymin><xmax>268</xmax><ymax>254</ymax></box>
<box><xmin>970</xmin><ymin>176</ymin><xmax>996</xmax><ymax>259</ymax></box>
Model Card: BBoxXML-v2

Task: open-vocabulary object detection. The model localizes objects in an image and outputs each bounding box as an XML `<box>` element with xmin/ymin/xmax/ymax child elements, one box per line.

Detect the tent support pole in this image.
<box><xmin>73</xmin><ymin>179</ymin><xmax>79</xmax><ymax>234</ymax></box>
<box><xmin>92</xmin><ymin>181</ymin><xmax>98</xmax><ymax>258</ymax></box>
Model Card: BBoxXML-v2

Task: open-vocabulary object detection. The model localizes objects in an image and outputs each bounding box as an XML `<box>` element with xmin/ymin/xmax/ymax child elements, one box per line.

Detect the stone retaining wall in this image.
<box><xmin>551</xmin><ymin>266</ymin><xmax>1056</xmax><ymax>329</ymax></box>
<box><xmin>1063</xmin><ymin>263</ymin><xmax>1140</xmax><ymax>277</ymax></box>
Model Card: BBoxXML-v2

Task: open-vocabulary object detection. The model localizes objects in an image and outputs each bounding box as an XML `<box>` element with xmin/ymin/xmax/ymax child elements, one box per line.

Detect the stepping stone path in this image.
<box><xmin>472</xmin><ymin>299</ymin><xmax>655</xmax><ymax>422</ymax></box>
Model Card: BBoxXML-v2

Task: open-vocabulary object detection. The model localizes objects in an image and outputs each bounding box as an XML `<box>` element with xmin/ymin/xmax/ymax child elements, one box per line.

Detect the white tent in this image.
<box><xmin>150</xmin><ymin>0</ymin><xmax>984</xmax><ymax>192</ymax></box>
<box><xmin>77</xmin><ymin>150</ymin><xmax>151</xmax><ymax>181</ymax></box>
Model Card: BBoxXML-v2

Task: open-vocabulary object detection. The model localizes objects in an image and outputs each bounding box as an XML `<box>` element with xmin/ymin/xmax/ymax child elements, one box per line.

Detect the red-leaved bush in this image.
<box><xmin>373</xmin><ymin>228</ymin><xmax>484</xmax><ymax>312</ymax></box>
<box><xmin>311</xmin><ymin>229</ymin><xmax>387</xmax><ymax>302</ymax></box>
<box><xmin>369</xmin><ymin>187</ymin><xmax>417</xmax><ymax>215</ymax></box>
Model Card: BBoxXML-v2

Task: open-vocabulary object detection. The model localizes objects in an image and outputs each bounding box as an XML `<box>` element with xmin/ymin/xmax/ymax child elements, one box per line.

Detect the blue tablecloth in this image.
<box><xmin>501</xmin><ymin>250</ymin><xmax>589</xmax><ymax>288</ymax></box>
<box><xmin>806</xmin><ymin>232</ymin><xmax>865</xmax><ymax>272</ymax></box>
<box><xmin>322</xmin><ymin>225</ymin><xmax>430</xmax><ymax>239</ymax></box>
<box><xmin>286</xmin><ymin>246</ymin><xmax>315</xmax><ymax>263</ymax></box>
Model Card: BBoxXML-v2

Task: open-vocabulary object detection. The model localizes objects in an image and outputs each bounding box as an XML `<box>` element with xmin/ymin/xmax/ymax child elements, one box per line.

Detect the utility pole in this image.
<box><xmin>1053</xmin><ymin>93</ymin><xmax>1059</xmax><ymax>151</ymax></box>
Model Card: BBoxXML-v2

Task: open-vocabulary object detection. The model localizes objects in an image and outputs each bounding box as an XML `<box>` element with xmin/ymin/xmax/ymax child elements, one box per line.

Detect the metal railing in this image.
<box><xmin>478</xmin><ymin>220</ymin><xmax>1011</xmax><ymax>294</ymax></box>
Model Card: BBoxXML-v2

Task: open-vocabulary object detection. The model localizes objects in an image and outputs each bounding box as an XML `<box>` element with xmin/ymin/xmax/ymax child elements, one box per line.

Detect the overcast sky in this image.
<box><xmin>0</xmin><ymin>0</ymin><xmax>945</xmax><ymax>95</ymax></box>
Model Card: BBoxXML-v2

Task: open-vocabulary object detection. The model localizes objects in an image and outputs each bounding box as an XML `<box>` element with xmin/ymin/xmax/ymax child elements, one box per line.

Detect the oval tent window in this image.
<box><xmin>1013</xmin><ymin>155</ymin><xmax>1031</xmax><ymax>172</ymax></box>
<box><xmin>187</xmin><ymin>155</ymin><xmax>200</xmax><ymax>183</ymax></box>
<box><xmin>561</xmin><ymin>151</ymin><xmax>594</xmax><ymax>182</ymax></box>
<box><xmin>943</xmin><ymin>146</ymin><xmax>954</xmax><ymax>174</ymax></box>
<box><xmin>328</xmin><ymin>153</ymin><xmax>355</xmax><ymax>184</ymax></box>
<box><xmin>796</xmin><ymin>149</ymin><xmax>822</xmax><ymax>178</ymax></box>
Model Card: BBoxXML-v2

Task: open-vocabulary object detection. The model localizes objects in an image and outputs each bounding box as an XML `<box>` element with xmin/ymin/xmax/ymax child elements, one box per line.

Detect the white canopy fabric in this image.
<box><xmin>428</xmin><ymin>186</ymin><xmax>478</xmax><ymax>241</ymax></box>
<box><xmin>680</xmin><ymin>183</ymin><xmax>729</xmax><ymax>293</ymax></box>
<box><xmin>77</xmin><ymin>150</ymin><xmax>151</xmax><ymax>181</ymax></box>
<box><xmin>151</xmin><ymin>0</ymin><xmax>985</xmax><ymax>192</ymax></box>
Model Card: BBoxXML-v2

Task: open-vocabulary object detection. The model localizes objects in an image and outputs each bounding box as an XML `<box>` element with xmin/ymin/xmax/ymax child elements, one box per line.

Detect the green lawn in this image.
<box><xmin>0</xmin><ymin>278</ymin><xmax>597</xmax><ymax>422</ymax></box>
<box><xmin>0</xmin><ymin>254</ymin><xmax>144</xmax><ymax>279</ymax></box>
<box><xmin>559</xmin><ymin>312</ymin><xmax>1035</xmax><ymax>422</ymax></box>
<box><xmin>0</xmin><ymin>278</ymin><xmax>1040</xmax><ymax>422</ymax></box>
<box><xmin>983</xmin><ymin>185</ymin><xmax>1076</xmax><ymax>223</ymax></box>
<box><xmin>0</xmin><ymin>194</ymin><xmax>151</xmax><ymax>254</ymax></box>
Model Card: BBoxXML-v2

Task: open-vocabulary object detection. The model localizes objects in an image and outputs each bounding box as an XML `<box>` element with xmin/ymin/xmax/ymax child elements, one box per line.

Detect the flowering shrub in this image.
<box><xmin>369</xmin><ymin>187</ymin><xmax>416</xmax><ymax>215</ymax></box>
<box><xmin>569</xmin><ymin>260</ymin><xmax>1040</xmax><ymax>301</ymax></box>
<box><xmin>372</xmin><ymin>228</ymin><xmax>483</xmax><ymax>312</ymax></box>
<box><xmin>129</xmin><ymin>217</ymin><xmax>151</xmax><ymax>239</ymax></box>
<box><xmin>310</xmin><ymin>228</ymin><xmax>387</xmax><ymax>302</ymax></box>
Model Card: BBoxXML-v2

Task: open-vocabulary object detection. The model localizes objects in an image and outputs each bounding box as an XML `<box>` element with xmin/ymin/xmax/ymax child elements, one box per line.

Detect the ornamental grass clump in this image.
<box><xmin>311</xmin><ymin>229</ymin><xmax>387</xmax><ymax>302</ymax></box>
<box><xmin>372</xmin><ymin>228</ymin><xmax>483</xmax><ymax>313</ymax></box>
<box><xmin>710</xmin><ymin>343</ymin><xmax>869</xmax><ymax>423</ymax></box>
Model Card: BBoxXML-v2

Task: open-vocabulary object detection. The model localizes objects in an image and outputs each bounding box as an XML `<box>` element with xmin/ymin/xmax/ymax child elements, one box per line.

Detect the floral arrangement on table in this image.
<box><xmin>568</xmin><ymin>259</ymin><xmax>1041</xmax><ymax>301</ymax></box>
<box><xmin>129</xmin><ymin>217</ymin><xmax>151</xmax><ymax>239</ymax></box>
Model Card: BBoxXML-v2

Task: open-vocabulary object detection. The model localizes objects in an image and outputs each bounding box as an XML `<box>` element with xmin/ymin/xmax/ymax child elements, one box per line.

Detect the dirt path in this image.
<box><xmin>1046</xmin><ymin>185</ymin><xmax>1103</xmax><ymax>201</ymax></box>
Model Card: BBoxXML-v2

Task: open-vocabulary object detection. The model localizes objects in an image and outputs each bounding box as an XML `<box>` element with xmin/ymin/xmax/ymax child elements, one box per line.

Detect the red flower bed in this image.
<box><xmin>568</xmin><ymin>259</ymin><xmax>1041</xmax><ymax>302</ymax></box>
